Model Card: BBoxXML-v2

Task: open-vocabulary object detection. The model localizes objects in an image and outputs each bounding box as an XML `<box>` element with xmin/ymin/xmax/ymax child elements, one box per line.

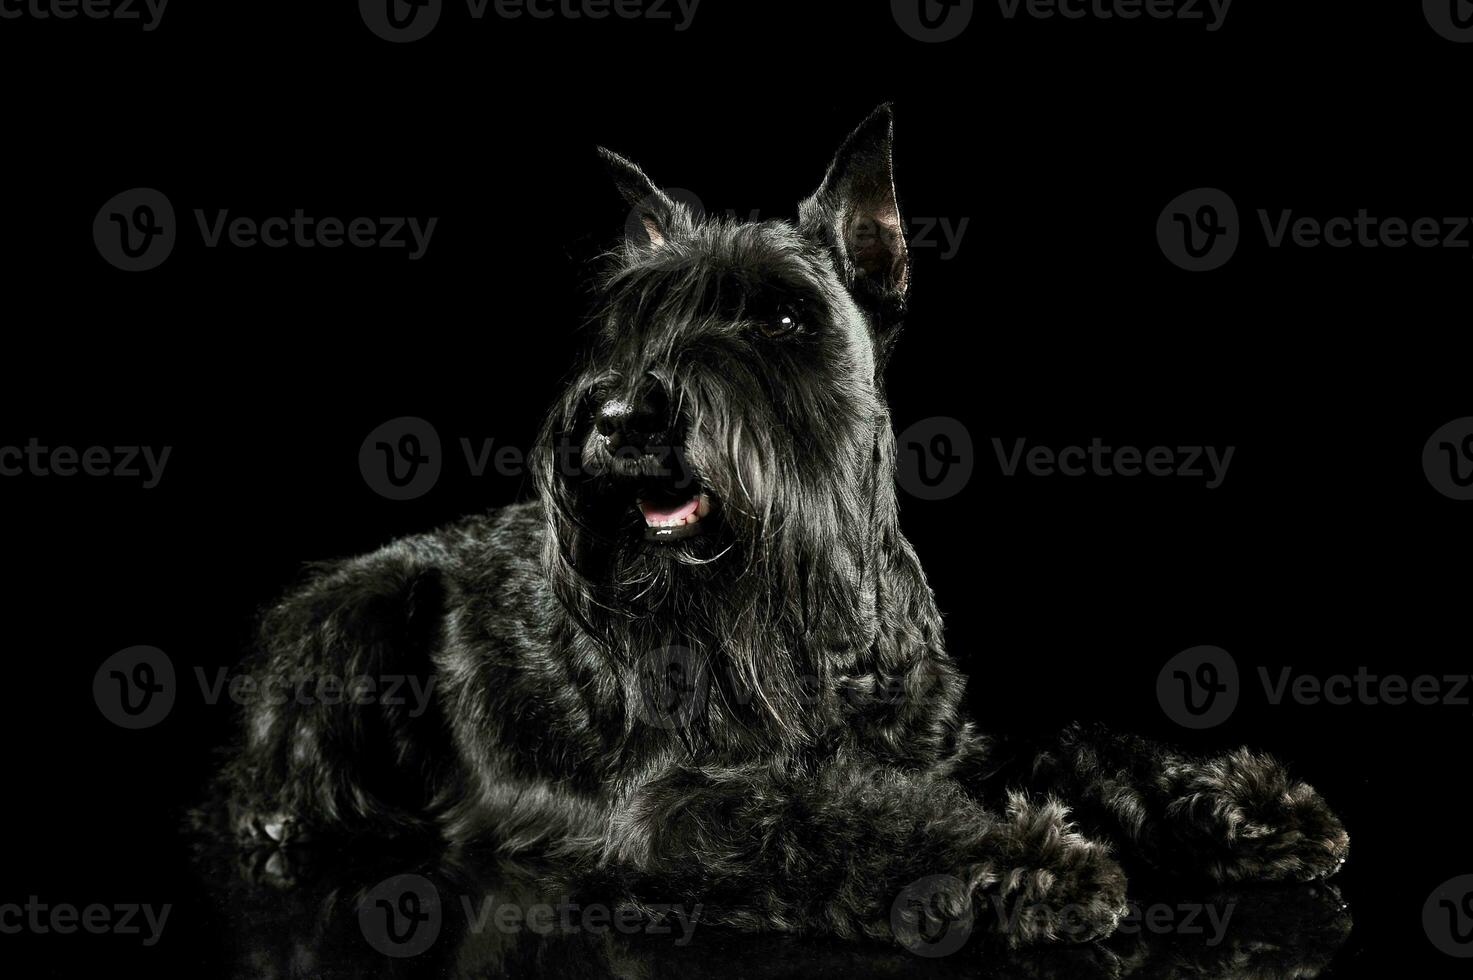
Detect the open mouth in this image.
<box><xmin>637</xmin><ymin>491</ymin><xmax>715</xmax><ymax>543</ymax></box>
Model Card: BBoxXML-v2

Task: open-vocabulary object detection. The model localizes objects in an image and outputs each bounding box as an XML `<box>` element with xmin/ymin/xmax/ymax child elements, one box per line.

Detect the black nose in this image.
<box><xmin>594</xmin><ymin>378</ymin><xmax>670</xmax><ymax>453</ymax></box>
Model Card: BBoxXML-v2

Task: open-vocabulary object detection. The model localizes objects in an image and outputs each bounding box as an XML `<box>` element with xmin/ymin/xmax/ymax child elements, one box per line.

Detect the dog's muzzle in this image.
<box><xmin>588</xmin><ymin>377</ymin><xmax>718</xmax><ymax>544</ymax></box>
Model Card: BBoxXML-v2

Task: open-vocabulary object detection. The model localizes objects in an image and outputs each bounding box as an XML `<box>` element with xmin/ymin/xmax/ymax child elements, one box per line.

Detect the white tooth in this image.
<box><xmin>696</xmin><ymin>494</ymin><xmax>711</xmax><ymax>518</ymax></box>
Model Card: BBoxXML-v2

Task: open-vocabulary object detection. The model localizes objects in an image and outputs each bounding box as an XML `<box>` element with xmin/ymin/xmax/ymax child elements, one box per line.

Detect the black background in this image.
<box><xmin>1</xmin><ymin>0</ymin><xmax>1470</xmax><ymax>975</ymax></box>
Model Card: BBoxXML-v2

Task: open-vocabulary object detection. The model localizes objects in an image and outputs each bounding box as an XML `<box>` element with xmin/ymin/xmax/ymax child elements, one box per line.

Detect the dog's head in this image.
<box><xmin>537</xmin><ymin>105</ymin><xmax>912</xmax><ymax>644</ymax></box>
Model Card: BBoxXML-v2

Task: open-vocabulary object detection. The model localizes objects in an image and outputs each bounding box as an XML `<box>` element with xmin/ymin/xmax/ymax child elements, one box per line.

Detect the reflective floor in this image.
<box><xmin>188</xmin><ymin>842</ymin><xmax>1355</xmax><ymax>979</ymax></box>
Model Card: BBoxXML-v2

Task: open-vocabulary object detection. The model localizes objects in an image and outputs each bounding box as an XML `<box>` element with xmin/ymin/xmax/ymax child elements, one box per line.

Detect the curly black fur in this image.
<box><xmin>208</xmin><ymin>105</ymin><xmax>1348</xmax><ymax>954</ymax></box>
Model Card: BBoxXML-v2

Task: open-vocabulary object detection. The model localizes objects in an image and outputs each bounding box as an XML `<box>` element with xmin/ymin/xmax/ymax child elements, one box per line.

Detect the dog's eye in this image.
<box><xmin>757</xmin><ymin>315</ymin><xmax>801</xmax><ymax>339</ymax></box>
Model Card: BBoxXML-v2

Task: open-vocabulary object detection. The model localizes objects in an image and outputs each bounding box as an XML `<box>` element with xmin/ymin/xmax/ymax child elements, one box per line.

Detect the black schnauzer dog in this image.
<box><xmin>215</xmin><ymin>105</ymin><xmax>1348</xmax><ymax>951</ymax></box>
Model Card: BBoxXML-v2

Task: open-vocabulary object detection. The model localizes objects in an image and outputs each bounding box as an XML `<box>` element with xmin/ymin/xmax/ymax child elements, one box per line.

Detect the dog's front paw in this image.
<box><xmin>231</xmin><ymin>802</ymin><xmax>315</xmax><ymax>850</ymax></box>
<box><xmin>1165</xmin><ymin>749</ymin><xmax>1349</xmax><ymax>884</ymax></box>
<box><xmin>234</xmin><ymin>843</ymin><xmax>314</xmax><ymax>889</ymax></box>
<box><xmin>988</xmin><ymin>794</ymin><xmax>1130</xmax><ymax>946</ymax></box>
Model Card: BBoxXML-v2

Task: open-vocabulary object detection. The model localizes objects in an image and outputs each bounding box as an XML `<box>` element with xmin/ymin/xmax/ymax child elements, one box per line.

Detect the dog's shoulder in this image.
<box><xmin>433</xmin><ymin>500</ymin><xmax>546</xmax><ymax>589</ymax></box>
<box><xmin>428</xmin><ymin>501</ymin><xmax>563</xmax><ymax>642</ymax></box>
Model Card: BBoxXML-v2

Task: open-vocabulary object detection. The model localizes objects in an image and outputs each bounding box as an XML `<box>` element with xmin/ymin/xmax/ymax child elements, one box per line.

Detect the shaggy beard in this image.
<box><xmin>533</xmin><ymin>388</ymin><xmax>890</xmax><ymax>750</ymax></box>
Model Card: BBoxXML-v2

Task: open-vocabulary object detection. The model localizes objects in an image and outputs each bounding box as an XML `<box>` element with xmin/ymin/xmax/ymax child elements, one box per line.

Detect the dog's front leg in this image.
<box><xmin>965</xmin><ymin>725</ymin><xmax>1350</xmax><ymax>885</ymax></box>
<box><xmin>587</xmin><ymin>757</ymin><xmax>1129</xmax><ymax>951</ymax></box>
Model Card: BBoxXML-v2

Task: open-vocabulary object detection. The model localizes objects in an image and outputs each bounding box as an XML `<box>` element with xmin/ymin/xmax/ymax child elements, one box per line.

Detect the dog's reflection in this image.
<box><xmin>194</xmin><ymin>843</ymin><xmax>1353</xmax><ymax>980</ymax></box>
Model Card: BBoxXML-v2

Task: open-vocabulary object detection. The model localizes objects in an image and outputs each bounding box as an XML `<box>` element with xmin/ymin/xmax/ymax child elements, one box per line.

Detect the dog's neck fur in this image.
<box><xmin>537</xmin><ymin>402</ymin><xmax>944</xmax><ymax>758</ymax></box>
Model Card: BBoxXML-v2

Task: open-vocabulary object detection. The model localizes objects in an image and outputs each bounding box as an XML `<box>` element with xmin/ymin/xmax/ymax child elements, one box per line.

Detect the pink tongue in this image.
<box><xmin>639</xmin><ymin>496</ymin><xmax>700</xmax><ymax>524</ymax></box>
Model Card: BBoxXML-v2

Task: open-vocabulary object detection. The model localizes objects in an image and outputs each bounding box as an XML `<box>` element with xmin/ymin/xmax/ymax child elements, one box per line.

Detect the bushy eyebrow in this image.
<box><xmin>604</xmin><ymin>259</ymin><xmax>828</xmax><ymax>329</ymax></box>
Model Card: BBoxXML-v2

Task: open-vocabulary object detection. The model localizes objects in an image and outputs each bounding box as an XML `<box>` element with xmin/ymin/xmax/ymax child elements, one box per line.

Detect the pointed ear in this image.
<box><xmin>597</xmin><ymin>146</ymin><xmax>682</xmax><ymax>249</ymax></box>
<box><xmin>799</xmin><ymin>104</ymin><xmax>909</xmax><ymax>323</ymax></box>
